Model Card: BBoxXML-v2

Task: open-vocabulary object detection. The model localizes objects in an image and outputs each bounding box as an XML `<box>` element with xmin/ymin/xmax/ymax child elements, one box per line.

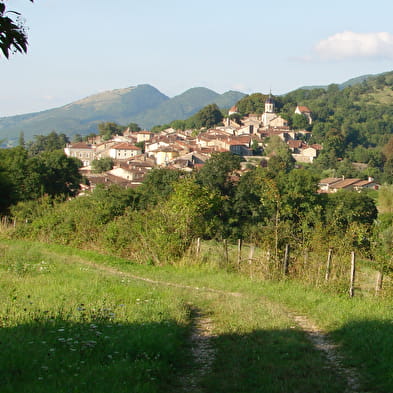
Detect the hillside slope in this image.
<box><xmin>0</xmin><ymin>85</ymin><xmax>244</xmax><ymax>145</ymax></box>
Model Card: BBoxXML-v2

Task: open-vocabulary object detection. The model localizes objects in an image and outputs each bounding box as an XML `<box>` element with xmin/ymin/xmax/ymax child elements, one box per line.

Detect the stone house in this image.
<box><xmin>109</xmin><ymin>143</ymin><xmax>142</xmax><ymax>160</ymax></box>
<box><xmin>64</xmin><ymin>142</ymin><xmax>95</xmax><ymax>167</ymax></box>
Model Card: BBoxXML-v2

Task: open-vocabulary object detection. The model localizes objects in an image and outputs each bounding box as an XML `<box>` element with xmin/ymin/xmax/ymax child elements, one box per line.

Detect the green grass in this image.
<box><xmin>0</xmin><ymin>242</ymin><xmax>191</xmax><ymax>393</ymax></box>
<box><xmin>2</xmin><ymin>240</ymin><xmax>393</xmax><ymax>392</ymax></box>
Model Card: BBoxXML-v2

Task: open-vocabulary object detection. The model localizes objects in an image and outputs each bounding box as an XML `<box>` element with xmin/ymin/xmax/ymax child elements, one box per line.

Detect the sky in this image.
<box><xmin>2</xmin><ymin>0</ymin><xmax>393</xmax><ymax>117</ymax></box>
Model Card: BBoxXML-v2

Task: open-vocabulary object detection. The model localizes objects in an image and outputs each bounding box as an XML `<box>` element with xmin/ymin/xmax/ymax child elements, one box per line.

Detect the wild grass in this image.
<box><xmin>0</xmin><ymin>242</ymin><xmax>191</xmax><ymax>393</ymax></box>
<box><xmin>2</xmin><ymin>240</ymin><xmax>393</xmax><ymax>392</ymax></box>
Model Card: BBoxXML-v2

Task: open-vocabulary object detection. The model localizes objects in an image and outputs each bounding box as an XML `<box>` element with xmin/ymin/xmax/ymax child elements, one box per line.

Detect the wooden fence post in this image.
<box><xmin>325</xmin><ymin>248</ymin><xmax>333</xmax><ymax>282</ymax></box>
<box><xmin>375</xmin><ymin>271</ymin><xmax>383</xmax><ymax>295</ymax></box>
<box><xmin>248</xmin><ymin>244</ymin><xmax>255</xmax><ymax>278</ymax></box>
<box><xmin>237</xmin><ymin>239</ymin><xmax>242</xmax><ymax>268</ymax></box>
<box><xmin>196</xmin><ymin>238</ymin><xmax>201</xmax><ymax>258</ymax></box>
<box><xmin>283</xmin><ymin>244</ymin><xmax>290</xmax><ymax>276</ymax></box>
<box><xmin>349</xmin><ymin>251</ymin><xmax>356</xmax><ymax>297</ymax></box>
<box><xmin>248</xmin><ymin>245</ymin><xmax>255</xmax><ymax>264</ymax></box>
<box><xmin>223</xmin><ymin>239</ymin><xmax>229</xmax><ymax>265</ymax></box>
<box><xmin>303</xmin><ymin>248</ymin><xmax>309</xmax><ymax>268</ymax></box>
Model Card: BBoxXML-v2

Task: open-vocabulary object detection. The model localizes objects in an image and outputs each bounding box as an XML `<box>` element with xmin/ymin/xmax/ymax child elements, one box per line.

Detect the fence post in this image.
<box><xmin>248</xmin><ymin>244</ymin><xmax>255</xmax><ymax>278</ymax></box>
<box><xmin>196</xmin><ymin>238</ymin><xmax>201</xmax><ymax>258</ymax></box>
<box><xmin>325</xmin><ymin>248</ymin><xmax>333</xmax><ymax>282</ymax></box>
<box><xmin>303</xmin><ymin>248</ymin><xmax>309</xmax><ymax>268</ymax></box>
<box><xmin>223</xmin><ymin>239</ymin><xmax>229</xmax><ymax>265</ymax></box>
<box><xmin>283</xmin><ymin>244</ymin><xmax>290</xmax><ymax>276</ymax></box>
<box><xmin>349</xmin><ymin>251</ymin><xmax>356</xmax><ymax>298</ymax></box>
<box><xmin>237</xmin><ymin>239</ymin><xmax>242</xmax><ymax>268</ymax></box>
<box><xmin>375</xmin><ymin>271</ymin><xmax>383</xmax><ymax>295</ymax></box>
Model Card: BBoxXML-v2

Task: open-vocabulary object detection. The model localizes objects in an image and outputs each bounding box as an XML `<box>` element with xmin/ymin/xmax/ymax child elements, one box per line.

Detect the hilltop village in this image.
<box><xmin>64</xmin><ymin>96</ymin><xmax>326</xmax><ymax>189</ymax></box>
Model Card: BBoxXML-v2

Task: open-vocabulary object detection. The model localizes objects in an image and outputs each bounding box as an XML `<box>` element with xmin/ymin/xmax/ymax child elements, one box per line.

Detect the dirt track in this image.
<box><xmin>76</xmin><ymin>259</ymin><xmax>362</xmax><ymax>393</ymax></box>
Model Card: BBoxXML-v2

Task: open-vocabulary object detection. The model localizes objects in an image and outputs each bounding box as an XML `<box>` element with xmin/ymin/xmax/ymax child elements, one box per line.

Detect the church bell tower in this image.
<box><xmin>265</xmin><ymin>91</ymin><xmax>274</xmax><ymax>113</ymax></box>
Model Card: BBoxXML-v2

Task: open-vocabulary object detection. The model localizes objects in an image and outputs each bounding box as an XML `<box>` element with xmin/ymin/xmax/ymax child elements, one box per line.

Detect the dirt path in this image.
<box><xmin>287</xmin><ymin>312</ymin><xmax>361</xmax><ymax>393</ymax></box>
<box><xmin>73</xmin><ymin>259</ymin><xmax>362</xmax><ymax>392</ymax></box>
<box><xmin>179</xmin><ymin>306</ymin><xmax>217</xmax><ymax>393</ymax></box>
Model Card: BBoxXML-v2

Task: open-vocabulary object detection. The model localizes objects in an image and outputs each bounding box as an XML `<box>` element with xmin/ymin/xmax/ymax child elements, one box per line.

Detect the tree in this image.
<box><xmin>264</xmin><ymin>136</ymin><xmax>295</xmax><ymax>173</ymax></box>
<box><xmin>232</xmin><ymin>167</ymin><xmax>271</xmax><ymax>236</ymax></box>
<box><xmin>164</xmin><ymin>177</ymin><xmax>221</xmax><ymax>242</ymax></box>
<box><xmin>72</xmin><ymin>134</ymin><xmax>83</xmax><ymax>143</ymax></box>
<box><xmin>336</xmin><ymin>158</ymin><xmax>361</xmax><ymax>178</ymax></box>
<box><xmin>0</xmin><ymin>1</ymin><xmax>33</xmax><ymax>58</ymax></box>
<box><xmin>264</xmin><ymin>135</ymin><xmax>289</xmax><ymax>156</ymax></box>
<box><xmin>291</xmin><ymin>113</ymin><xmax>309</xmax><ymax>130</ymax></box>
<box><xmin>27</xmin><ymin>131</ymin><xmax>70</xmax><ymax>156</ymax></box>
<box><xmin>196</xmin><ymin>152</ymin><xmax>241</xmax><ymax>196</ymax></box>
<box><xmin>236</xmin><ymin>93</ymin><xmax>267</xmax><ymax>115</ymax></box>
<box><xmin>0</xmin><ymin>146</ymin><xmax>29</xmax><ymax>204</ymax></box>
<box><xmin>194</xmin><ymin>104</ymin><xmax>223</xmax><ymax>129</ymax></box>
<box><xmin>26</xmin><ymin>151</ymin><xmax>83</xmax><ymax>198</ymax></box>
<box><xmin>134</xmin><ymin>141</ymin><xmax>145</xmax><ymax>153</ymax></box>
<box><xmin>170</xmin><ymin>119</ymin><xmax>187</xmax><ymax>130</ymax></box>
<box><xmin>126</xmin><ymin>122</ymin><xmax>141</xmax><ymax>132</ymax></box>
<box><xmin>378</xmin><ymin>184</ymin><xmax>393</xmax><ymax>214</ymax></box>
<box><xmin>137</xmin><ymin>168</ymin><xmax>183</xmax><ymax>208</ymax></box>
<box><xmin>382</xmin><ymin>135</ymin><xmax>393</xmax><ymax>161</ymax></box>
<box><xmin>0</xmin><ymin>166</ymin><xmax>13</xmax><ymax>213</ymax></box>
<box><xmin>325</xmin><ymin>191</ymin><xmax>378</xmax><ymax>229</ymax></box>
<box><xmin>91</xmin><ymin>158</ymin><xmax>114</xmax><ymax>173</ymax></box>
<box><xmin>98</xmin><ymin>122</ymin><xmax>124</xmax><ymax>140</ymax></box>
<box><xmin>18</xmin><ymin>132</ymin><xmax>25</xmax><ymax>148</ymax></box>
<box><xmin>280</xmin><ymin>169</ymin><xmax>321</xmax><ymax>221</ymax></box>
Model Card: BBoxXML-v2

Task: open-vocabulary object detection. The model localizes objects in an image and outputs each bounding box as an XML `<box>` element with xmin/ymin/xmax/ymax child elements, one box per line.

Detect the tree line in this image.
<box><xmin>4</xmin><ymin>152</ymin><xmax>383</xmax><ymax>267</ymax></box>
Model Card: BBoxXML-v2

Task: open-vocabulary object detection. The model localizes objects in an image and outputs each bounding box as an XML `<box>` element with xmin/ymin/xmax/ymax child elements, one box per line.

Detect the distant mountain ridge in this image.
<box><xmin>297</xmin><ymin>72</ymin><xmax>385</xmax><ymax>91</ymax></box>
<box><xmin>1</xmin><ymin>71</ymin><xmax>391</xmax><ymax>146</ymax></box>
<box><xmin>0</xmin><ymin>85</ymin><xmax>245</xmax><ymax>146</ymax></box>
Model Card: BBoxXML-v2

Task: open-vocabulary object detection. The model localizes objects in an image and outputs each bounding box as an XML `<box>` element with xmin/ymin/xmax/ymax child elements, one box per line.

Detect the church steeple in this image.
<box><xmin>265</xmin><ymin>91</ymin><xmax>274</xmax><ymax>113</ymax></box>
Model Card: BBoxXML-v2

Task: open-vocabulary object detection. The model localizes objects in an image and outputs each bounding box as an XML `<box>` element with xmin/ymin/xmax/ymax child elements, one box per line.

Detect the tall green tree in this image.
<box><xmin>236</xmin><ymin>93</ymin><xmax>267</xmax><ymax>115</ymax></box>
<box><xmin>194</xmin><ymin>104</ymin><xmax>223</xmax><ymax>129</ymax></box>
<box><xmin>137</xmin><ymin>168</ymin><xmax>183</xmax><ymax>208</ymax></box>
<box><xmin>325</xmin><ymin>191</ymin><xmax>377</xmax><ymax>230</ymax></box>
<box><xmin>196</xmin><ymin>152</ymin><xmax>241</xmax><ymax>196</ymax></box>
<box><xmin>126</xmin><ymin>122</ymin><xmax>141</xmax><ymax>132</ymax></box>
<box><xmin>291</xmin><ymin>113</ymin><xmax>310</xmax><ymax>130</ymax></box>
<box><xmin>27</xmin><ymin>131</ymin><xmax>69</xmax><ymax>156</ymax></box>
<box><xmin>26</xmin><ymin>150</ymin><xmax>83</xmax><ymax>198</ymax></box>
<box><xmin>98</xmin><ymin>122</ymin><xmax>125</xmax><ymax>140</ymax></box>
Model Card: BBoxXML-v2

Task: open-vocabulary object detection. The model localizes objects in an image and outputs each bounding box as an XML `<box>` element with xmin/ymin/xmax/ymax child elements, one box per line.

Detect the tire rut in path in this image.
<box><xmin>75</xmin><ymin>259</ymin><xmax>363</xmax><ymax>392</ymax></box>
<box><xmin>287</xmin><ymin>312</ymin><xmax>362</xmax><ymax>393</ymax></box>
<box><xmin>180</xmin><ymin>306</ymin><xmax>216</xmax><ymax>393</ymax></box>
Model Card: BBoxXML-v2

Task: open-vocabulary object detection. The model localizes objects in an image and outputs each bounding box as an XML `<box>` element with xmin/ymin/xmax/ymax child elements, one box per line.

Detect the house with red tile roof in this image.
<box><xmin>109</xmin><ymin>143</ymin><xmax>142</xmax><ymax>160</ymax></box>
<box><xmin>295</xmin><ymin>105</ymin><xmax>312</xmax><ymax>124</ymax></box>
<box><xmin>64</xmin><ymin>142</ymin><xmax>95</xmax><ymax>167</ymax></box>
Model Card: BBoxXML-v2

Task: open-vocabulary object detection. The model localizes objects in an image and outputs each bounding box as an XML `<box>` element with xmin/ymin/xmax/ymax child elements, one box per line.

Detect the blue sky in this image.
<box><xmin>2</xmin><ymin>0</ymin><xmax>393</xmax><ymax>117</ymax></box>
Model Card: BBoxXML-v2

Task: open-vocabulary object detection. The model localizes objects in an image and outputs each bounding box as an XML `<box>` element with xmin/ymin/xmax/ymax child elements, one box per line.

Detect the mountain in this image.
<box><xmin>132</xmin><ymin>88</ymin><xmax>246</xmax><ymax>129</ymax></box>
<box><xmin>0</xmin><ymin>85</ymin><xmax>169</xmax><ymax>145</ymax></box>
<box><xmin>297</xmin><ymin>72</ymin><xmax>384</xmax><ymax>91</ymax></box>
<box><xmin>0</xmin><ymin>85</ymin><xmax>245</xmax><ymax>145</ymax></box>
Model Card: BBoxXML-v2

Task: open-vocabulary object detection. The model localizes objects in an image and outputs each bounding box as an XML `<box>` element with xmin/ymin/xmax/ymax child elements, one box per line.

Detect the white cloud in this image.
<box><xmin>314</xmin><ymin>31</ymin><xmax>393</xmax><ymax>60</ymax></box>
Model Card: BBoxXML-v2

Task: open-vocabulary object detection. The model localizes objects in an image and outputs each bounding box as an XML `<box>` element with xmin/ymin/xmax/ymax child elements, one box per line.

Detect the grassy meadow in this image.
<box><xmin>1</xmin><ymin>240</ymin><xmax>393</xmax><ymax>392</ymax></box>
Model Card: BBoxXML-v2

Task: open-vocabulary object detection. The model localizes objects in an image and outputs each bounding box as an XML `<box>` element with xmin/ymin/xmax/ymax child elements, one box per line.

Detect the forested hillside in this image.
<box><xmin>225</xmin><ymin>71</ymin><xmax>393</xmax><ymax>183</ymax></box>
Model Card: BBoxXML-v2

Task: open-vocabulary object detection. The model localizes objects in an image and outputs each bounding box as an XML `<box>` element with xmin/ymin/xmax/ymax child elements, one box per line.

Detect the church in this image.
<box><xmin>261</xmin><ymin>93</ymin><xmax>288</xmax><ymax>129</ymax></box>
